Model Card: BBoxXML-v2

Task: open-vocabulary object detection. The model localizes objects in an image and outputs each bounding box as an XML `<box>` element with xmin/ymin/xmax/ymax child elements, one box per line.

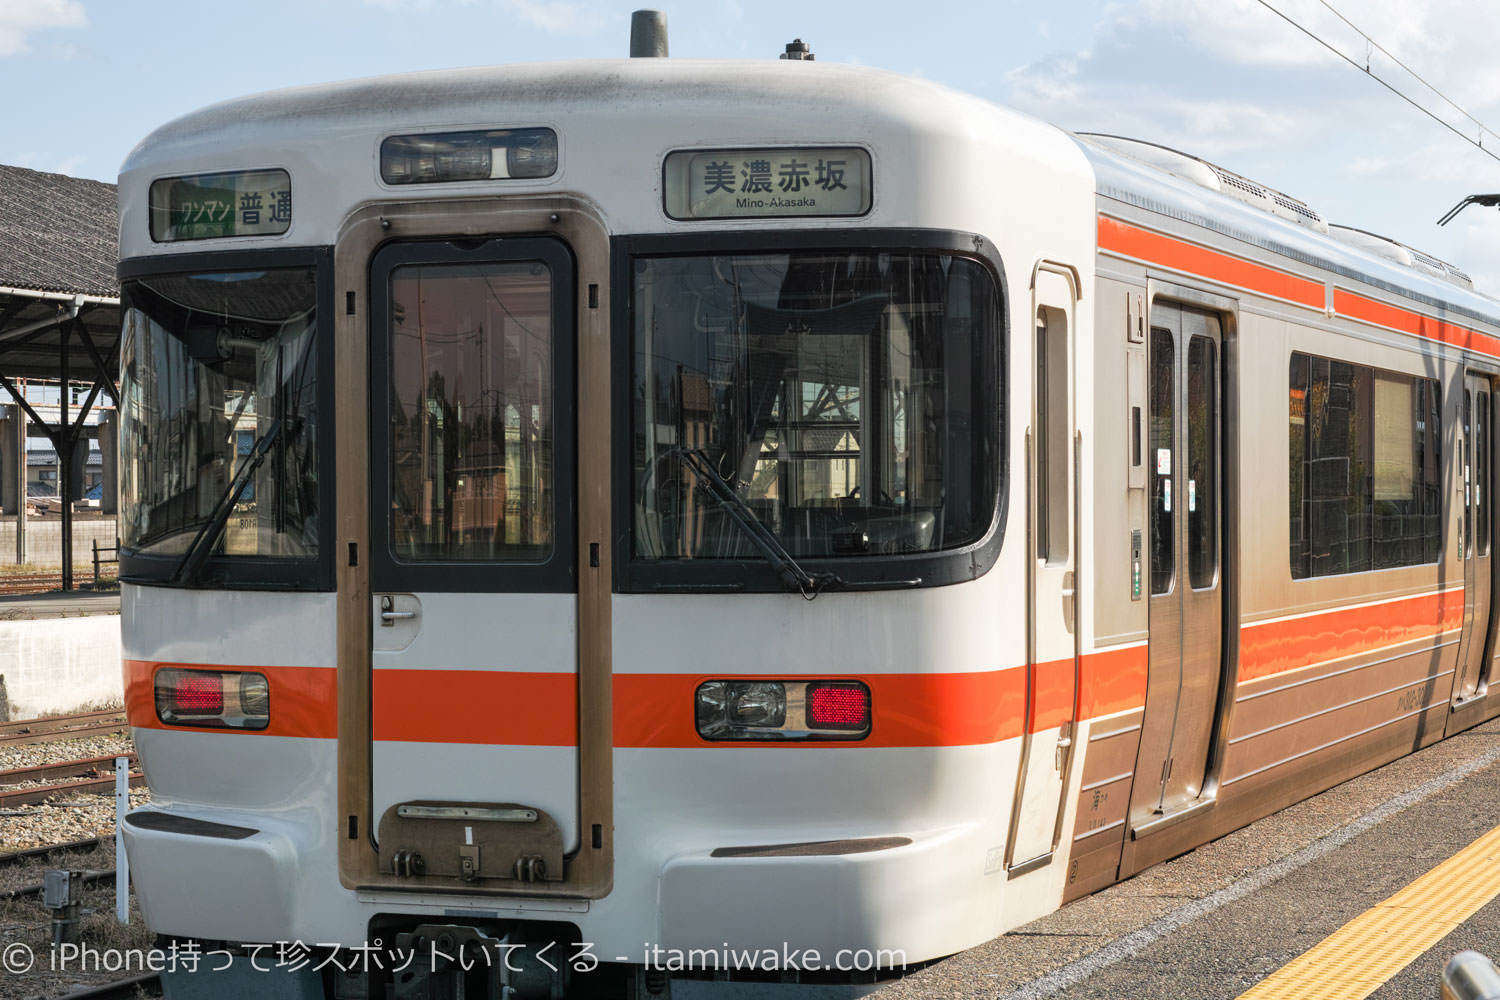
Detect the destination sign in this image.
<box><xmin>150</xmin><ymin>169</ymin><xmax>292</xmax><ymax>242</ymax></box>
<box><xmin>664</xmin><ymin>147</ymin><xmax>871</xmax><ymax>220</ymax></box>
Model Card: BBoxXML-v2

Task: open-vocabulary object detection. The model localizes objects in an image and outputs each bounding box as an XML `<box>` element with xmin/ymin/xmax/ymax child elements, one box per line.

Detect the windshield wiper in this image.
<box><xmin>172</xmin><ymin>420</ymin><xmax>282</xmax><ymax>586</ymax></box>
<box><xmin>677</xmin><ymin>448</ymin><xmax>842</xmax><ymax>600</ymax></box>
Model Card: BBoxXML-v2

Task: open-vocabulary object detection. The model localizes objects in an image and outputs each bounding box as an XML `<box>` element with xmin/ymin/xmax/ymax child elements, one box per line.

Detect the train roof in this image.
<box><xmin>121</xmin><ymin>56</ymin><xmax>1500</xmax><ymax>330</ymax></box>
<box><xmin>122</xmin><ymin>58</ymin><xmax>1038</xmax><ymax>170</ymax></box>
<box><xmin>118</xmin><ymin>58</ymin><xmax>1087</xmax><ymax>254</ymax></box>
<box><xmin>1072</xmin><ymin>131</ymin><xmax>1500</xmax><ymax>328</ymax></box>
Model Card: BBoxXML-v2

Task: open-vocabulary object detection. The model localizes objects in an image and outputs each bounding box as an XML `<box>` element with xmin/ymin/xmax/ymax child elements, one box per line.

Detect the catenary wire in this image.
<box><xmin>1254</xmin><ymin>0</ymin><xmax>1500</xmax><ymax>167</ymax></box>
<box><xmin>1314</xmin><ymin>0</ymin><xmax>1500</xmax><ymax>148</ymax></box>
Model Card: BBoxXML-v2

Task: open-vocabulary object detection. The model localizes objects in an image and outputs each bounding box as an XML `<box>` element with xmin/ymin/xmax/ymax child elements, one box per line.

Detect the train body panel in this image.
<box><xmin>112</xmin><ymin>47</ymin><xmax>1500</xmax><ymax>1000</ymax></box>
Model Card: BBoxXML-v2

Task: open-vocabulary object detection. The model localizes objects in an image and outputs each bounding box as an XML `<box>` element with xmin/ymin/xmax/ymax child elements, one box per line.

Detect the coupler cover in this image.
<box><xmin>377</xmin><ymin>801</ymin><xmax>565</xmax><ymax>885</ymax></box>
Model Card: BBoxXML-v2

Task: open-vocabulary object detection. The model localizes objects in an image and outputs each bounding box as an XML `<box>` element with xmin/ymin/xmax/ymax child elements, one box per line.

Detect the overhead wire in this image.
<box><xmin>1253</xmin><ymin>0</ymin><xmax>1500</xmax><ymax>168</ymax></box>
<box><xmin>1313</xmin><ymin>0</ymin><xmax>1500</xmax><ymax>149</ymax></box>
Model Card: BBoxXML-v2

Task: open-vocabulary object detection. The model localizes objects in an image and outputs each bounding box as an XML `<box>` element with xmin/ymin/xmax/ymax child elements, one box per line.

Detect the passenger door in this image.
<box><xmin>366</xmin><ymin>237</ymin><xmax>579</xmax><ymax>885</ymax></box>
<box><xmin>1008</xmin><ymin>265</ymin><xmax>1080</xmax><ymax>875</ymax></box>
<box><xmin>1456</xmin><ymin>373</ymin><xmax>1493</xmax><ymax>702</ymax></box>
<box><xmin>1131</xmin><ymin>301</ymin><xmax>1227</xmax><ymax>829</ymax></box>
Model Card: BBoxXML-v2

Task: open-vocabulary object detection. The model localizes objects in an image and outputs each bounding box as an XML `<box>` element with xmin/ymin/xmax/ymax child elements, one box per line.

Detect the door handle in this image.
<box><xmin>380</xmin><ymin>595</ymin><xmax>417</xmax><ymax>627</ymax></box>
<box><xmin>1061</xmin><ymin>570</ymin><xmax>1076</xmax><ymax>633</ymax></box>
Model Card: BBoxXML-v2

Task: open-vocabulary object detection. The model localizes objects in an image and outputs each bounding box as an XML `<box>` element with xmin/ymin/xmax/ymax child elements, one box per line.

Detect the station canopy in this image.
<box><xmin>0</xmin><ymin>163</ymin><xmax>120</xmax><ymax>589</ymax></box>
<box><xmin>0</xmin><ymin>163</ymin><xmax>119</xmax><ymax>381</ymax></box>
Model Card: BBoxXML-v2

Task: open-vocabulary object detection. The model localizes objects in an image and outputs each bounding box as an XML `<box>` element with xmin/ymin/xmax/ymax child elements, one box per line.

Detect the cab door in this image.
<box><xmin>1007</xmin><ymin>264</ymin><xmax>1080</xmax><ymax>875</ymax></box>
<box><xmin>367</xmin><ymin>236</ymin><xmax>579</xmax><ymax>885</ymax></box>
<box><xmin>1456</xmin><ymin>373</ymin><xmax>1493</xmax><ymax>702</ymax></box>
<box><xmin>1131</xmin><ymin>301</ymin><xmax>1227</xmax><ymax>830</ymax></box>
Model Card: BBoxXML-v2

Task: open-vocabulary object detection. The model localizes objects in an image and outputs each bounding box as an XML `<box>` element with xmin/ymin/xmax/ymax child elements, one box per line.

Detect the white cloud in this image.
<box><xmin>1003</xmin><ymin>0</ymin><xmax>1500</xmax><ymax>166</ymax></box>
<box><xmin>997</xmin><ymin>0</ymin><xmax>1500</xmax><ymax>289</ymax></box>
<box><xmin>356</xmin><ymin>0</ymin><xmax>600</xmax><ymax>34</ymax></box>
<box><xmin>0</xmin><ymin>0</ymin><xmax>86</xmax><ymax>57</ymax></box>
<box><xmin>494</xmin><ymin>0</ymin><xmax>600</xmax><ymax>35</ymax></box>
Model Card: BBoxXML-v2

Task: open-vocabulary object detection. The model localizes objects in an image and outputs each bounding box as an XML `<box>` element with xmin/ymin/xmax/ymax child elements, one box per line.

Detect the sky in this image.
<box><xmin>4</xmin><ymin>0</ymin><xmax>1500</xmax><ymax>293</ymax></box>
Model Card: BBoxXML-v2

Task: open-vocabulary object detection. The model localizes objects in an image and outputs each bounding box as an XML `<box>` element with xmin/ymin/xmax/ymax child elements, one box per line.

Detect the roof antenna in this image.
<box><xmin>781</xmin><ymin>39</ymin><xmax>814</xmax><ymax>61</ymax></box>
<box><xmin>1438</xmin><ymin>194</ymin><xmax>1500</xmax><ymax>226</ymax></box>
<box><xmin>630</xmin><ymin>10</ymin><xmax>668</xmax><ymax>58</ymax></box>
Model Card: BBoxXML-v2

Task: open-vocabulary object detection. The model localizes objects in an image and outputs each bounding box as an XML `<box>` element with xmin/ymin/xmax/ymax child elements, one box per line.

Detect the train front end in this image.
<box><xmin>115</xmin><ymin>55</ymin><xmax>1095</xmax><ymax>999</ymax></box>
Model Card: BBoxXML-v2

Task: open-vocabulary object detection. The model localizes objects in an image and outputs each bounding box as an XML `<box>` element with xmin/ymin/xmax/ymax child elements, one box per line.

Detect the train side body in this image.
<box><xmin>112</xmin><ymin>54</ymin><xmax>1500</xmax><ymax>999</ymax></box>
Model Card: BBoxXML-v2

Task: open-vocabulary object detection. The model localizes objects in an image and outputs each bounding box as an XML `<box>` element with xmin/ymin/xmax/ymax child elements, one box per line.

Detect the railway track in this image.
<box><xmin>0</xmin><ymin>572</ymin><xmax>118</xmax><ymax>596</ymax></box>
<box><xmin>0</xmin><ymin>573</ymin><xmax>65</xmax><ymax>595</ymax></box>
<box><xmin>52</xmin><ymin>972</ymin><xmax>161</xmax><ymax>999</ymax></box>
<box><xmin>0</xmin><ymin>835</ymin><xmax>103</xmax><ymax>867</ymax></box>
<box><xmin>0</xmin><ymin>769</ymin><xmax>145</xmax><ymax>809</ymax></box>
<box><xmin>0</xmin><ymin>866</ymin><xmax>114</xmax><ymax>901</ymax></box>
<box><xmin>0</xmin><ymin>709</ymin><xmax>130</xmax><ymax>746</ymax></box>
<box><xmin>0</xmin><ymin>752</ymin><xmax>136</xmax><ymax>786</ymax></box>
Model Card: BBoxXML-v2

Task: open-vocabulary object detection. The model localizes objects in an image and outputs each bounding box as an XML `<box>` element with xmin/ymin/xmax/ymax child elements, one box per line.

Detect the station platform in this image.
<box><xmin>876</xmin><ymin>715</ymin><xmax>1500</xmax><ymax>1000</ymax></box>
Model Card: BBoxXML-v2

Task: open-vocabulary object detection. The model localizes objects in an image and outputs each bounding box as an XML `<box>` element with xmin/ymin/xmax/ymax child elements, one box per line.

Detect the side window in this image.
<box><xmin>1289</xmin><ymin>351</ymin><xmax>1441</xmax><ymax>578</ymax></box>
<box><xmin>1035</xmin><ymin>306</ymin><xmax>1069</xmax><ymax>562</ymax></box>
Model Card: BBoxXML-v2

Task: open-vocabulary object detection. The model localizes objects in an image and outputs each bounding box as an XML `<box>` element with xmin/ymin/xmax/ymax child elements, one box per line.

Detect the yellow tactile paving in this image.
<box><xmin>1236</xmin><ymin>822</ymin><xmax>1500</xmax><ymax>999</ymax></box>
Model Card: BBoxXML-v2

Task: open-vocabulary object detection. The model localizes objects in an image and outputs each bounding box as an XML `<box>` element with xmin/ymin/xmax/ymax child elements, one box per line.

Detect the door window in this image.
<box><xmin>1187</xmin><ymin>336</ymin><xmax>1217</xmax><ymax>589</ymax></box>
<box><xmin>1149</xmin><ymin>327</ymin><xmax>1175</xmax><ymax>596</ymax></box>
<box><xmin>386</xmin><ymin>261</ymin><xmax>556</xmax><ymax>562</ymax></box>
<box><xmin>371</xmin><ymin>239</ymin><xmax>575</xmax><ymax>591</ymax></box>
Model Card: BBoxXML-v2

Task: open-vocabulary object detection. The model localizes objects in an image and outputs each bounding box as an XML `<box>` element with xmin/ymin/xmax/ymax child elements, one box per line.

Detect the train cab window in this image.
<box><xmin>118</xmin><ymin>263</ymin><xmax>328</xmax><ymax>588</ymax></box>
<box><xmin>627</xmin><ymin>246</ymin><xmax>1000</xmax><ymax>590</ymax></box>
<box><xmin>1289</xmin><ymin>352</ymin><xmax>1441</xmax><ymax>578</ymax></box>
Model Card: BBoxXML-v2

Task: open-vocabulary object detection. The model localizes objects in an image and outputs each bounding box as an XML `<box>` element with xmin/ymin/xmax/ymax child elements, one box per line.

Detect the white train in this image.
<box><xmin>116</xmin><ymin>19</ymin><xmax>1500</xmax><ymax>1000</ymax></box>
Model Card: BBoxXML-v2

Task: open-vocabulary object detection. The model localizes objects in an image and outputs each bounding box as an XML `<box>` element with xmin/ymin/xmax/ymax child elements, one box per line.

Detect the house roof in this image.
<box><xmin>0</xmin><ymin>164</ymin><xmax>118</xmax><ymax>298</ymax></box>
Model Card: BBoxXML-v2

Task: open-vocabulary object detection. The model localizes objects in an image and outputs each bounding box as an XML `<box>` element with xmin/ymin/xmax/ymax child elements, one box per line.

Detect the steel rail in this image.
<box><xmin>0</xmin><ymin>772</ymin><xmax>145</xmax><ymax>809</ymax></box>
<box><xmin>0</xmin><ymin>867</ymin><xmax>113</xmax><ymax>900</ymax></box>
<box><xmin>0</xmin><ymin>836</ymin><xmax>103</xmax><ymax>867</ymax></box>
<box><xmin>0</xmin><ymin>753</ymin><xmax>136</xmax><ymax>786</ymax></box>
<box><xmin>0</xmin><ymin>713</ymin><xmax>130</xmax><ymax>747</ymax></box>
<box><xmin>40</xmin><ymin>971</ymin><xmax>158</xmax><ymax>999</ymax></box>
<box><xmin>0</xmin><ymin>709</ymin><xmax>126</xmax><ymax>738</ymax></box>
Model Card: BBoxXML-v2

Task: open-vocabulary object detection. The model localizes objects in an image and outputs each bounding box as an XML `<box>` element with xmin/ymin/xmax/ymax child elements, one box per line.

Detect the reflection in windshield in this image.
<box><xmin>632</xmin><ymin>250</ymin><xmax>999</xmax><ymax>564</ymax></box>
<box><xmin>119</xmin><ymin>268</ymin><xmax>319</xmax><ymax>572</ymax></box>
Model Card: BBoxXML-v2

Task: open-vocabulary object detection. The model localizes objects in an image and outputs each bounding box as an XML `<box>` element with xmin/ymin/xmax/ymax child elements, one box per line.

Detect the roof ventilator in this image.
<box><xmin>1327</xmin><ymin>225</ymin><xmax>1473</xmax><ymax>290</ymax></box>
<box><xmin>1082</xmin><ymin>133</ymin><xmax>1474</xmax><ymax>291</ymax></box>
<box><xmin>1078</xmin><ymin>133</ymin><xmax>1329</xmax><ymax>235</ymax></box>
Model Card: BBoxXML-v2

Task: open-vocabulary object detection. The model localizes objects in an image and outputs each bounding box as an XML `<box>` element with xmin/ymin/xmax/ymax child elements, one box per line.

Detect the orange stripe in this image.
<box><xmin>1098</xmin><ymin>216</ymin><xmax>1325</xmax><ymax>309</ymax></box>
<box><xmin>1032</xmin><ymin>657</ymin><xmax>1077</xmax><ymax>731</ymax></box>
<box><xmin>1334</xmin><ymin>288</ymin><xmax>1500</xmax><ymax>359</ymax></box>
<box><xmin>1238</xmin><ymin>590</ymin><xmax>1464</xmax><ymax>684</ymax></box>
<box><xmin>124</xmin><ymin>646</ymin><xmax>1151</xmax><ymax>748</ymax></box>
<box><xmin>1078</xmin><ymin>644</ymin><xmax>1149</xmax><ymax>719</ymax></box>
<box><xmin>123</xmin><ymin>659</ymin><xmax>338</xmax><ymax>739</ymax></box>
<box><xmin>613</xmin><ymin>670</ymin><xmax>1025</xmax><ymax>749</ymax></box>
<box><xmin>372</xmin><ymin>670</ymin><xmax>578</xmax><ymax>746</ymax></box>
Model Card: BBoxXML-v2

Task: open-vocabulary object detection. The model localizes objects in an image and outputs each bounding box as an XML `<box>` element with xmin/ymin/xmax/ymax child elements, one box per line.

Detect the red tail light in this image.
<box><xmin>807</xmin><ymin>682</ymin><xmax>870</xmax><ymax>731</ymax></box>
<box><xmin>173</xmin><ymin>672</ymin><xmax>224</xmax><ymax>714</ymax></box>
<box><xmin>154</xmin><ymin>668</ymin><xmax>269</xmax><ymax>730</ymax></box>
<box><xmin>695</xmin><ymin>679</ymin><xmax>871</xmax><ymax>741</ymax></box>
